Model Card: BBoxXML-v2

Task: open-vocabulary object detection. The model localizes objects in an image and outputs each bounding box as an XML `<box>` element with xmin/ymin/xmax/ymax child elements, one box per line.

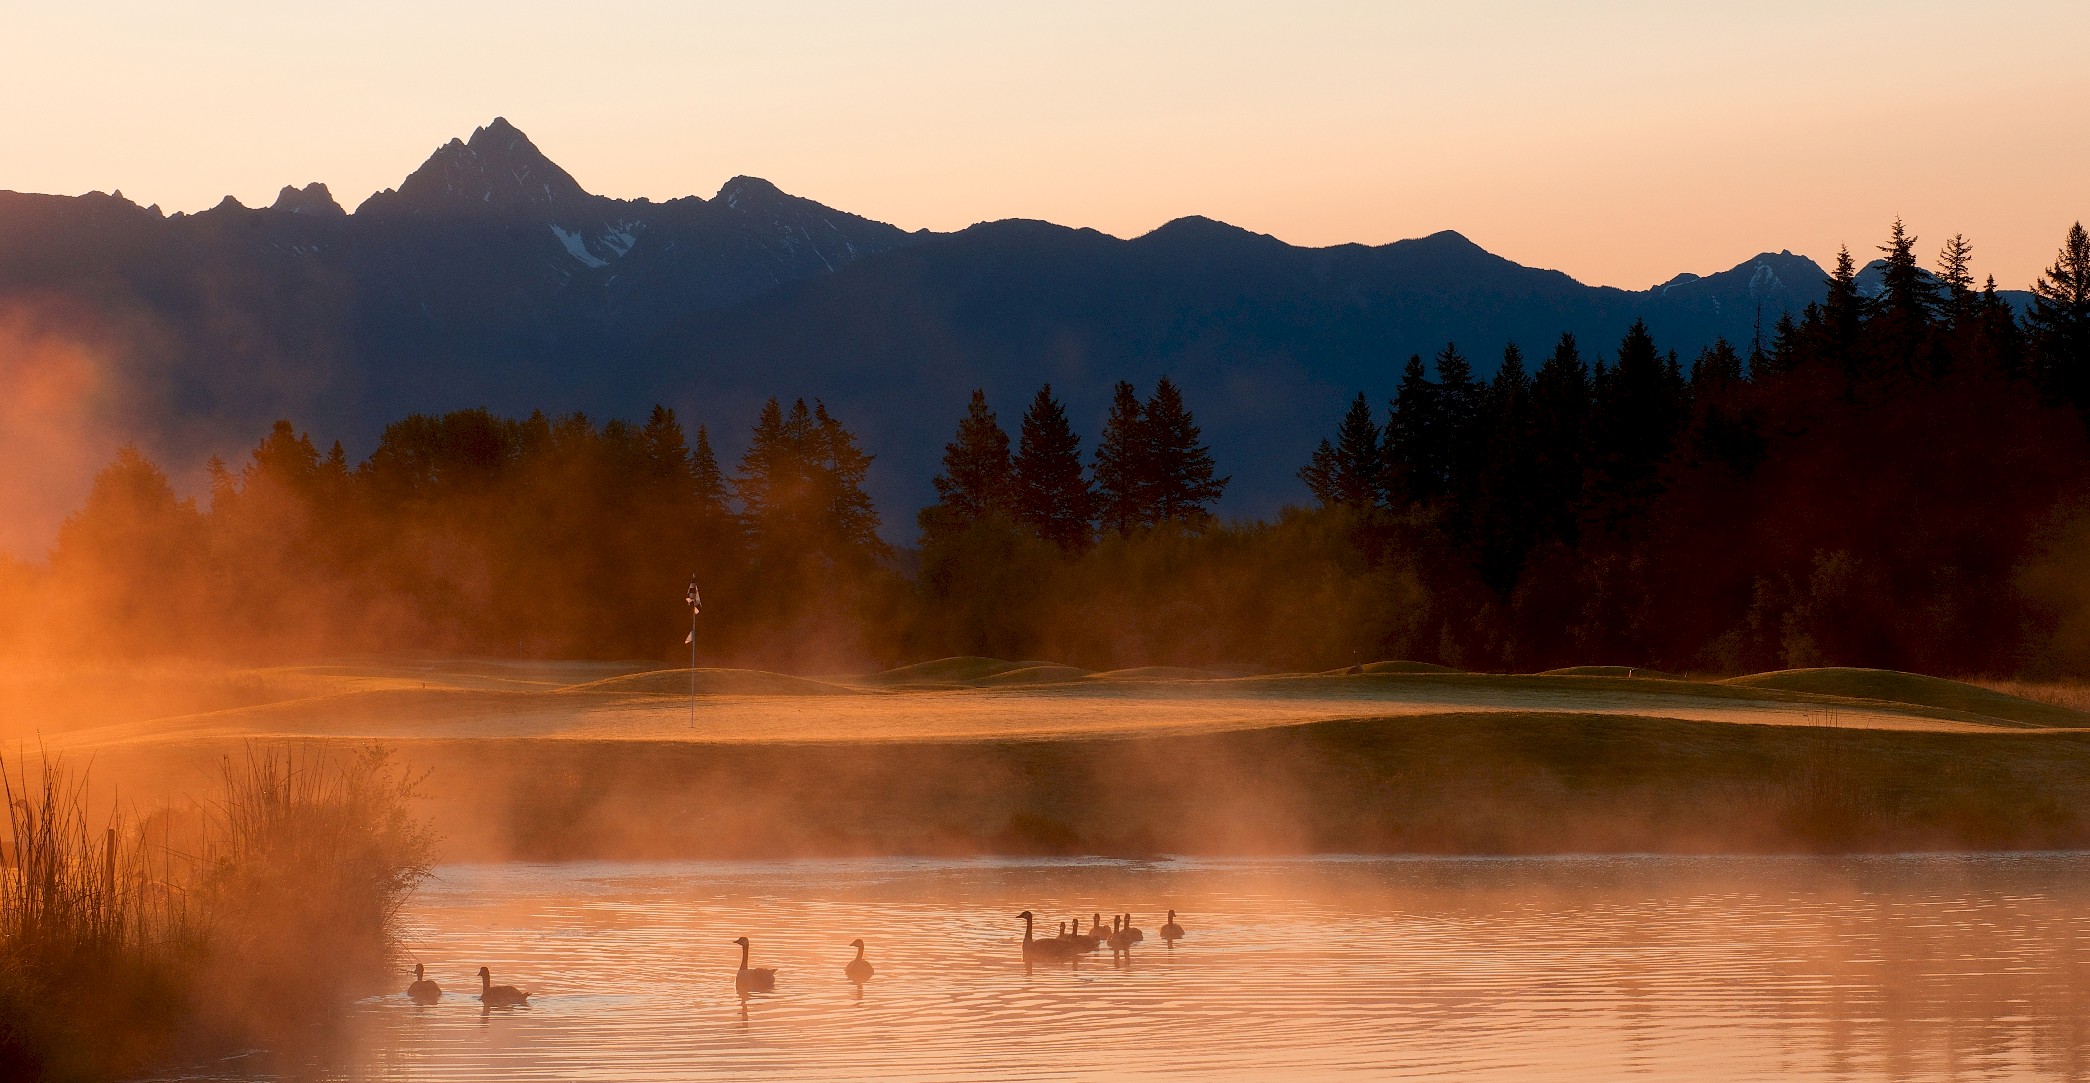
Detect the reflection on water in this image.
<box><xmin>173</xmin><ymin>854</ymin><xmax>2090</xmax><ymax>1081</ymax></box>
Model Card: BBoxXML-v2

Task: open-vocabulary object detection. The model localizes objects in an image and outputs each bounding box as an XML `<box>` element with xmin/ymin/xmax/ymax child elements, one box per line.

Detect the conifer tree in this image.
<box><xmin>1142</xmin><ymin>376</ymin><xmax>1229</xmax><ymax>525</ymax></box>
<box><xmin>1092</xmin><ymin>381</ymin><xmax>1151</xmax><ymax>535</ymax></box>
<box><xmin>1012</xmin><ymin>384</ymin><xmax>1094</xmax><ymax>550</ymax></box>
<box><xmin>1690</xmin><ymin>339</ymin><xmax>1746</xmax><ymax>396</ymax></box>
<box><xmin>2031</xmin><ymin>222</ymin><xmax>2090</xmax><ymax>411</ymax></box>
<box><xmin>691</xmin><ymin>426</ymin><xmax>730</xmax><ymax>513</ymax></box>
<box><xmin>1937</xmin><ymin>233</ymin><xmax>1978</xmax><ymax>328</ymax></box>
<box><xmin>920</xmin><ymin>389</ymin><xmax>1016</xmax><ymax>541</ymax></box>
<box><xmin>1821</xmin><ymin>246</ymin><xmax>1864</xmax><ymax>362</ymax></box>
<box><xmin>812</xmin><ymin>401</ymin><xmax>884</xmax><ymax>559</ymax></box>
<box><xmin>1873</xmin><ymin>218</ymin><xmax>1936</xmax><ymax>324</ymax></box>
<box><xmin>1528</xmin><ymin>333</ymin><xmax>1590</xmax><ymax>544</ymax></box>
<box><xmin>1433</xmin><ymin>343</ymin><xmax>1487</xmax><ymax>530</ymax></box>
<box><xmin>1300</xmin><ymin>392</ymin><xmax>1383</xmax><ymax>508</ymax></box>
<box><xmin>637</xmin><ymin>405</ymin><xmax>694</xmax><ymax>485</ymax></box>
<box><xmin>1383</xmin><ymin>355</ymin><xmax>1439</xmax><ymax>505</ymax></box>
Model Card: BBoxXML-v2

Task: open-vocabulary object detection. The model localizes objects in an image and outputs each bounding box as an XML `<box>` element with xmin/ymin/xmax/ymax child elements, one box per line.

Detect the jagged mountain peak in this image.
<box><xmin>363</xmin><ymin>117</ymin><xmax>594</xmax><ymax>218</ymax></box>
<box><xmin>715</xmin><ymin>175</ymin><xmax>786</xmax><ymax>210</ymax></box>
<box><xmin>270</xmin><ymin>182</ymin><xmax>344</xmax><ymax>217</ymax></box>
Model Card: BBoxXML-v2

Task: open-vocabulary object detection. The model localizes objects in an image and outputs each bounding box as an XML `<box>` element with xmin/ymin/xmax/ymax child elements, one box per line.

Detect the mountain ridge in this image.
<box><xmin>0</xmin><ymin>116</ymin><xmax>2030</xmax><ymax>547</ymax></box>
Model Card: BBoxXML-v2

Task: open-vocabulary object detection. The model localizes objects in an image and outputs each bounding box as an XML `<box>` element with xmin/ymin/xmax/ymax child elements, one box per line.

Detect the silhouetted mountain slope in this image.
<box><xmin>0</xmin><ymin>116</ymin><xmax>2026</xmax><ymax>539</ymax></box>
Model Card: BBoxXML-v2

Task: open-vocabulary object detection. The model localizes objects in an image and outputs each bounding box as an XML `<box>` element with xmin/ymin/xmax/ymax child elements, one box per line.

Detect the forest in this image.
<box><xmin>5</xmin><ymin>220</ymin><xmax>2090</xmax><ymax>677</ymax></box>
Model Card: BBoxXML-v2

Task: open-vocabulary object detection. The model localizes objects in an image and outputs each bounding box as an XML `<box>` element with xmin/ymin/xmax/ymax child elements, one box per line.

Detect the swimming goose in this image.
<box><xmin>407</xmin><ymin>963</ymin><xmax>441</xmax><ymax>1003</ymax></box>
<box><xmin>1065</xmin><ymin>918</ymin><xmax>1104</xmax><ymax>951</ymax></box>
<box><xmin>845</xmin><ymin>938</ymin><xmax>875</xmax><ymax>984</ymax></box>
<box><xmin>1122</xmin><ymin>914</ymin><xmax>1145</xmax><ymax>943</ymax></box>
<box><xmin>1018</xmin><ymin>910</ymin><xmax>1081</xmax><ymax>961</ymax></box>
<box><xmin>1160</xmin><ymin>910</ymin><xmax>1185</xmax><ymax>942</ymax></box>
<box><xmin>1105</xmin><ymin>914</ymin><xmax>1135</xmax><ymax>952</ymax></box>
<box><xmin>477</xmin><ymin>967</ymin><xmax>529</xmax><ymax>1007</ymax></box>
<box><xmin>734</xmin><ymin>936</ymin><xmax>778</xmax><ymax>994</ymax></box>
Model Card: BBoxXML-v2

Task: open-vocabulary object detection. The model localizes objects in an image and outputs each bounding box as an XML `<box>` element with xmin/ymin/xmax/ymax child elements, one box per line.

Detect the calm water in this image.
<box><xmin>189</xmin><ymin>854</ymin><xmax>2090</xmax><ymax>1081</ymax></box>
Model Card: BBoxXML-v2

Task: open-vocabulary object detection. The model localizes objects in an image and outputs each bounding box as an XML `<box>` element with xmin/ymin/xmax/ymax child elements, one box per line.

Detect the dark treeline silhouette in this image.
<box><xmin>9</xmin><ymin>221</ymin><xmax>2090</xmax><ymax>676</ymax></box>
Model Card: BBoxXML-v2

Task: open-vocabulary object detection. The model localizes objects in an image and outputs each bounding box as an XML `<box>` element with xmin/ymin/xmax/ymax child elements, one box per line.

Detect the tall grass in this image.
<box><xmin>0</xmin><ymin>745</ymin><xmax>433</xmax><ymax>1081</ymax></box>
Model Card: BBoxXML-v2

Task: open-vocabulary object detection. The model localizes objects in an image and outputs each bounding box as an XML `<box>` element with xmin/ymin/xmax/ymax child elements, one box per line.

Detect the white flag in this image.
<box><xmin>684</xmin><ymin>630</ymin><xmax>694</xmax><ymax>645</ymax></box>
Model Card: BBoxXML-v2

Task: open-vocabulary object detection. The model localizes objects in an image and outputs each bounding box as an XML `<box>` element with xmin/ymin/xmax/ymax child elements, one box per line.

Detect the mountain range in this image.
<box><xmin>0</xmin><ymin>117</ymin><xmax>2008</xmax><ymax>541</ymax></box>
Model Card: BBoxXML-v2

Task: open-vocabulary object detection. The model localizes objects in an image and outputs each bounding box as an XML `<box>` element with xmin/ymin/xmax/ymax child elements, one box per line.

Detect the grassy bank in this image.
<box><xmin>147</xmin><ymin>711</ymin><xmax>2087</xmax><ymax>861</ymax></box>
<box><xmin>0</xmin><ymin>747</ymin><xmax>433</xmax><ymax>1081</ymax></box>
<box><xmin>38</xmin><ymin>659</ymin><xmax>2090</xmax><ymax>863</ymax></box>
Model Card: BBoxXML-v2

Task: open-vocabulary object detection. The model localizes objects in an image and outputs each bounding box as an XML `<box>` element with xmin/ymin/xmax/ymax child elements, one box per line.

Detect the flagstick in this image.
<box><xmin>689</xmin><ymin>607</ymin><xmax>697</xmax><ymax>729</ymax></box>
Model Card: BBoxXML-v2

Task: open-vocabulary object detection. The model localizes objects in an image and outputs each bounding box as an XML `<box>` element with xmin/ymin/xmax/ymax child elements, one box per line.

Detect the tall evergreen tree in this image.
<box><xmin>2031</xmin><ymin>222</ymin><xmax>2090</xmax><ymax>411</ymax></box>
<box><xmin>1937</xmin><ymin>233</ymin><xmax>1978</xmax><ymax>329</ymax></box>
<box><xmin>691</xmin><ymin>426</ymin><xmax>730</xmax><ymax>513</ymax></box>
<box><xmin>920</xmin><ymin>389</ymin><xmax>1016</xmax><ymax>541</ymax></box>
<box><xmin>812</xmin><ymin>401</ymin><xmax>884</xmax><ymax>559</ymax></box>
<box><xmin>1300</xmin><ymin>392</ymin><xmax>1384</xmax><ymax>508</ymax></box>
<box><xmin>1383</xmin><ymin>355</ymin><xmax>1440</xmax><ymax>505</ymax></box>
<box><xmin>1690</xmin><ymin>339</ymin><xmax>1746</xmax><ymax>397</ymax></box>
<box><xmin>1528</xmin><ymin>333</ymin><xmax>1591</xmax><ymax>545</ymax></box>
<box><xmin>1821</xmin><ymin>246</ymin><xmax>1864</xmax><ymax>365</ymax></box>
<box><xmin>1092</xmin><ymin>381</ymin><xmax>1151</xmax><ymax>535</ymax></box>
<box><xmin>1143</xmin><ymin>376</ymin><xmax>1229</xmax><ymax>525</ymax></box>
<box><xmin>1012</xmin><ymin>384</ymin><xmax>1094</xmax><ymax>551</ymax></box>
<box><xmin>1586</xmin><ymin>320</ymin><xmax>1684</xmax><ymax>528</ymax></box>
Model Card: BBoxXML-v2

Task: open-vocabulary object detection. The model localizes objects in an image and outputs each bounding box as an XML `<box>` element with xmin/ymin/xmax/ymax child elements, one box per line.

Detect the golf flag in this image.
<box><xmin>684</xmin><ymin>630</ymin><xmax>694</xmax><ymax>644</ymax></box>
<box><xmin>685</xmin><ymin>576</ymin><xmax>702</xmax><ymax>614</ymax></box>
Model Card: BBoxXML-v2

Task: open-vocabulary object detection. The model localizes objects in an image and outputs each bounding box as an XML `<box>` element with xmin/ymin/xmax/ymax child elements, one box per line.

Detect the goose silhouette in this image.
<box><xmin>1065</xmin><ymin>917</ymin><xmax>1104</xmax><ymax>951</ymax></box>
<box><xmin>1160</xmin><ymin>910</ymin><xmax>1185</xmax><ymax>942</ymax></box>
<box><xmin>477</xmin><ymin>967</ymin><xmax>529</xmax><ymax>1007</ymax></box>
<box><xmin>407</xmin><ymin>963</ymin><xmax>441</xmax><ymax>1003</ymax></box>
<box><xmin>1106</xmin><ymin>914</ymin><xmax>1136</xmax><ymax>953</ymax></box>
<box><xmin>845</xmin><ymin>938</ymin><xmax>875</xmax><ymax>984</ymax></box>
<box><xmin>1018</xmin><ymin>910</ymin><xmax>1081</xmax><ymax>961</ymax></box>
<box><xmin>734</xmin><ymin>936</ymin><xmax>778</xmax><ymax>994</ymax></box>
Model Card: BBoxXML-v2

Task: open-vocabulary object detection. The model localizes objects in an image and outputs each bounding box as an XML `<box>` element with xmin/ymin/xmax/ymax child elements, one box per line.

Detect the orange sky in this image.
<box><xmin>2</xmin><ymin>1</ymin><xmax>2085</xmax><ymax>289</ymax></box>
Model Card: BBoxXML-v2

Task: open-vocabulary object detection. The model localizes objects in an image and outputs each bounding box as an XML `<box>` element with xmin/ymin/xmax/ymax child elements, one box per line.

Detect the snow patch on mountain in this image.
<box><xmin>551</xmin><ymin>225</ymin><xmax>608</xmax><ymax>268</ymax></box>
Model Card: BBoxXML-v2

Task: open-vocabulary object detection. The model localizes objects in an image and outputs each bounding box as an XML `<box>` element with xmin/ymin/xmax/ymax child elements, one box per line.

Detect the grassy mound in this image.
<box><xmin>1726</xmin><ymin>668</ymin><xmax>2090</xmax><ymax>728</ymax></box>
<box><xmin>559</xmin><ymin>668</ymin><xmax>859</xmax><ymax>697</ymax></box>
<box><xmin>863</xmin><ymin>657</ymin><xmax>1025</xmax><ymax>686</ymax></box>
<box><xmin>976</xmin><ymin>664</ymin><xmax>1092</xmax><ymax>686</ymax></box>
<box><xmin>1086</xmin><ymin>666</ymin><xmax>1222</xmax><ymax>681</ymax></box>
<box><xmin>1361</xmin><ymin>660</ymin><xmax>1461</xmax><ymax>675</ymax></box>
<box><xmin>1540</xmin><ymin>665</ymin><xmax>1688</xmax><ymax>680</ymax></box>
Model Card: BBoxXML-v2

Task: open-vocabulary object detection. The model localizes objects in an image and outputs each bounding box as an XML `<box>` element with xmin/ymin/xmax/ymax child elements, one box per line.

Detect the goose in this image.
<box><xmin>1018</xmin><ymin>910</ymin><xmax>1081</xmax><ymax>961</ymax></box>
<box><xmin>1122</xmin><ymin>913</ymin><xmax>1145</xmax><ymax>943</ymax></box>
<box><xmin>844</xmin><ymin>939</ymin><xmax>875</xmax><ymax>984</ymax></box>
<box><xmin>1160</xmin><ymin>910</ymin><xmax>1185</xmax><ymax>942</ymax></box>
<box><xmin>477</xmin><ymin>967</ymin><xmax>529</xmax><ymax>1007</ymax></box>
<box><xmin>407</xmin><ymin>963</ymin><xmax>441</xmax><ymax>1003</ymax></box>
<box><xmin>734</xmin><ymin>936</ymin><xmax>778</xmax><ymax>994</ymax></box>
<box><xmin>1065</xmin><ymin>918</ymin><xmax>1104</xmax><ymax>951</ymax></box>
<box><xmin>1105</xmin><ymin>914</ymin><xmax>1135</xmax><ymax>953</ymax></box>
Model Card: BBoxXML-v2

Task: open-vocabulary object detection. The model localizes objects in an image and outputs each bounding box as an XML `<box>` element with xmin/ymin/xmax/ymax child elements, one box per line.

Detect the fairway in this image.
<box><xmin>26</xmin><ymin>658</ymin><xmax>2079</xmax><ymax>753</ymax></box>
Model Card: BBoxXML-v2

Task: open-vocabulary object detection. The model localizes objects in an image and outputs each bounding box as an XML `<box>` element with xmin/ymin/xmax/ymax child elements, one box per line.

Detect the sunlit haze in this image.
<box><xmin>4</xmin><ymin>0</ymin><xmax>2086</xmax><ymax>288</ymax></box>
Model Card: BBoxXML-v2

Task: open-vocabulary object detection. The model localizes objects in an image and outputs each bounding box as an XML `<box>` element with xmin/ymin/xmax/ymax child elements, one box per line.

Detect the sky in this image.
<box><xmin>1</xmin><ymin>0</ymin><xmax>2086</xmax><ymax>290</ymax></box>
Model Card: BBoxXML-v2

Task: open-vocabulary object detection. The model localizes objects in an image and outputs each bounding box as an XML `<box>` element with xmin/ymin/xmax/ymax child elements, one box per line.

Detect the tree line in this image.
<box><xmin>6</xmin><ymin>220</ymin><xmax>2090</xmax><ymax>675</ymax></box>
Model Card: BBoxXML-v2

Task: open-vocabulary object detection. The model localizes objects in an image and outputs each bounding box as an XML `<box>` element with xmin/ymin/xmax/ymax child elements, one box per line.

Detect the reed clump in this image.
<box><xmin>0</xmin><ymin>745</ymin><xmax>433</xmax><ymax>1081</ymax></box>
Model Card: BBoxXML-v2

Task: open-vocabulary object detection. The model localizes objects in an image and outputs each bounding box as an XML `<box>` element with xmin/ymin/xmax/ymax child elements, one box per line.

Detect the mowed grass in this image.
<box><xmin>34</xmin><ymin>656</ymin><xmax>2090</xmax><ymax>861</ymax></box>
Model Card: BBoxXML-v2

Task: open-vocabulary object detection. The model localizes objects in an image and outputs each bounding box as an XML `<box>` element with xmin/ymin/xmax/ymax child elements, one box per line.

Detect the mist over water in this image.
<box><xmin>159</xmin><ymin>853</ymin><xmax>2090</xmax><ymax>1081</ymax></box>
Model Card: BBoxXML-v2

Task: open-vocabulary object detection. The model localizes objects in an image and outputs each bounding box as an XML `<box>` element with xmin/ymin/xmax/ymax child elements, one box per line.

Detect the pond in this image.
<box><xmin>170</xmin><ymin>853</ymin><xmax>2090</xmax><ymax>1081</ymax></box>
